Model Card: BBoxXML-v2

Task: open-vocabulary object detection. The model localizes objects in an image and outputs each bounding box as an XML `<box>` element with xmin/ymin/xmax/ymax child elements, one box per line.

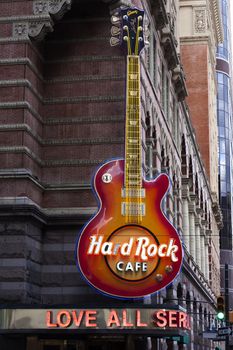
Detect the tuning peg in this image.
<box><xmin>110</xmin><ymin>37</ymin><xmax>120</xmax><ymax>46</ymax></box>
<box><xmin>111</xmin><ymin>15</ymin><xmax>120</xmax><ymax>25</ymax></box>
<box><xmin>111</xmin><ymin>25</ymin><xmax>121</xmax><ymax>36</ymax></box>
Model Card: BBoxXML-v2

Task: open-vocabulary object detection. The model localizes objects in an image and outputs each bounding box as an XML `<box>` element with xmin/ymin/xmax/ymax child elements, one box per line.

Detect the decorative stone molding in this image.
<box><xmin>209</xmin><ymin>0</ymin><xmax>224</xmax><ymax>44</ymax></box>
<box><xmin>172</xmin><ymin>64</ymin><xmax>188</xmax><ymax>102</ymax></box>
<box><xmin>13</xmin><ymin>20</ymin><xmax>53</xmax><ymax>40</ymax></box>
<box><xmin>13</xmin><ymin>0</ymin><xmax>71</xmax><ymax>40</ymax></box>
<box><xmin>33</xmin><ymin>0</ymin><xmax>72</xmax><ymax>20</ymax></box>
<box><xmin>12</xmin><ymin>0</ymin><xmax>136</xmax><ymax>41</ymax></box>
<box><xmin>151</xmin><ymin>0</ymin><xmax>169</xmax><ymax>30</ymax></box>
<box><xmin>194</xmin><ymin>8</ymin><xmax>207</xmax><ymax>34</ymax></box>
<box><xmin>212</xmin><ymin>199</ymin><xmax>223</xmax><ymax>230</ymax></box>
<box><xmin>161</xmin><ymin>25</ymin><xmax>179</xmax><ymax>70</ymax></box>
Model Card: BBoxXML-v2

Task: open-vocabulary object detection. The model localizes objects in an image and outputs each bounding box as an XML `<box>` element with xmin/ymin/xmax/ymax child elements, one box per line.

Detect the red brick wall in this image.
<box><xmin>180</xmin><ymin>44</ymin><xmax>210</xmax><ymax>176</ymax></box>
<box><xmin>0</xmin><ymin>1</ymin><xmax>126</xmax><ymax>208</ymax></box>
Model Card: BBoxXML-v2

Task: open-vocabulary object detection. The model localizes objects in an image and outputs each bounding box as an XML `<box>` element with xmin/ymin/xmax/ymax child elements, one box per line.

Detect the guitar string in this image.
<box><xmin>127</xmin><ymin>56</ymin><xmax>142</xmax><ymax>224</ymax></box>
<box><xmin>125</xmin><ymin>19</ymin><xmax>143</xmax><ymax>224</ymax></box>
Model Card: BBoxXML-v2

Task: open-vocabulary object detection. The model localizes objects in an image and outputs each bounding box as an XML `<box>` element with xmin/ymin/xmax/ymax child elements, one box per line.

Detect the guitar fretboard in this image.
<box><xmin>124</xmin><ymin>55</ymin><xmax>144</xmax><ymax>224</ymax></box>
<box><xmin>125</xmin><ymin>55</ymin><xmax>142</xmax><ymax>189</ymax></box>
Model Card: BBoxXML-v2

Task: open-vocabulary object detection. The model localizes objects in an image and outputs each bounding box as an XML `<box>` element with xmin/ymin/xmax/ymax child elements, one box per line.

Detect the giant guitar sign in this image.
<box><xmin>76</xmin><ymin>7</ymin><xmax>183</xmax><ymax>299</ymax></box>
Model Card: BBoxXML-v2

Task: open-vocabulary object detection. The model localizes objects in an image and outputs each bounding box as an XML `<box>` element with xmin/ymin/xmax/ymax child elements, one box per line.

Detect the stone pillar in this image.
<box><xmin>189</xmin><ymin>195</ymin><xmax>196</xmax><ymax>262</ymax></box>
<box><xmin>182</xmin><ymin>181</ymin><xmax>190</xmax><ymax>252</ymax></box>
<box><xmin>200</xmin><ymin>229</ymin><xmax>205</xmax><ymax>275</ymax></box>
<box><xmin>195</xmin><ymin>219</ymin><xmax>201</xmax><ymax>268</ymax></box>
<box><xmin>182</xmin><ymin>198</ymin><xmax>190</xmax><ymax>252</ymax></box>
<box><xmin>149</xmin><ymin>34</ymin><xmax>154</xmax><ymax>78</ymax></box>
<box><xmin>166</xmin><ymin>284</ymin><xmax>178</xmax><ymax>304</ymax></box>
<box><xmin>205</xmin><ymin>238</ymin><xmax>209</xmax><ymax>281</ymax></box>
<box><xmin>189</xmin><ymin>211</ymin><xmax>196</xmax><ymax>261</ymax></box>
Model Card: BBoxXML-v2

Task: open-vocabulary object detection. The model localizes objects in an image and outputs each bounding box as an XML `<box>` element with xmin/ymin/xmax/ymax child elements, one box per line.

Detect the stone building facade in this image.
<box><xmin>0</xmin><ymin>0</ymin><xmax>223</xmax><ymax>349</ymax></box>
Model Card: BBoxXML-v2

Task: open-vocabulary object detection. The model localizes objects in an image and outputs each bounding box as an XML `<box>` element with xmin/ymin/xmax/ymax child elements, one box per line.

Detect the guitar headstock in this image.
<box><xmin>110</xmin><ymin>7</ymin><xmax>148</xmax><ymax>56</ymax></box>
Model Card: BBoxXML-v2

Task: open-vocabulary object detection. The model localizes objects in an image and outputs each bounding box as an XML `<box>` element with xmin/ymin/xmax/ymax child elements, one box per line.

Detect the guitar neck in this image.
<box><xmin>124</xmin><ymin>55</ymin><xmax>142</xmax><ymax>190</ymax></box>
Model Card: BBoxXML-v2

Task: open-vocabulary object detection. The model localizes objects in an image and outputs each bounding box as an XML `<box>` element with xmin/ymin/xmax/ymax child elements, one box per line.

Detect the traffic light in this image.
<box><xmin>216</xmin><ymin>296</ymin><xmax>225</xmax><ymax>320</ymax></box>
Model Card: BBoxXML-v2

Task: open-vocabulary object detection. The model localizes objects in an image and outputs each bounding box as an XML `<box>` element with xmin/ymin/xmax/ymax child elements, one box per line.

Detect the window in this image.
<box><xmin>153</xmin><ymin>36</ymin><xmax>157</xmax><ymax>87</ymax></box>
<box><xmin>172</xmin><ymin>98</ymin><xmax>180</xmax><ymax>148</ymax></box>
<box><xmin>162</xmin><ymin>65</ymin><xmax>170</xmax><ymax>118</ymax></box>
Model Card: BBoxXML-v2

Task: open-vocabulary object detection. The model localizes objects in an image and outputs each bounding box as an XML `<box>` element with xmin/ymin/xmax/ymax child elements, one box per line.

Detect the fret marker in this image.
<box><xmin>129</xmin><ymin>121</ymin><xmax>137</xmax><ymax>126</ymax></box>
<box><xmin>130</xmin><ymin>74</ymin><xmax>138</xmax><ymax>80</ymax></box>
<box><xmin>130</xmin><ymin>91</ymin><xmax>138</xmax><ymax>96</ymax></box>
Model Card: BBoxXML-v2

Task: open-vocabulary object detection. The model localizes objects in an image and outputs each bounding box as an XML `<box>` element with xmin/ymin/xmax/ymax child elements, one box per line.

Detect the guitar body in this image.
<box><xmin>76</xmin><ymin>8</ymin><xmax>183</xmax><ymax>299</ymax></box>
<box><xmin>77</xmin><ymin>159</ymin><xmax>183</xmax><ymax>298</ymax></box>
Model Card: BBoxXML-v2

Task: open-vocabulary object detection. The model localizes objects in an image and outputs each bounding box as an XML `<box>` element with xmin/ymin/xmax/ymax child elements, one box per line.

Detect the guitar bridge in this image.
<box><xmin>121</xmin><ymin>202</ymin><xmax>146</xmax><ymax>216</ymax></box>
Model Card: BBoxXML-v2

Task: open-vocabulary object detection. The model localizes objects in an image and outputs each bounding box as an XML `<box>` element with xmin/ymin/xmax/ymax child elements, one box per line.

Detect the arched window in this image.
<box><xmin>193</xmin><ymin>299</ymin><xmax>197</xmax><ymax>333</ymax></box>
<box><xmin>177</xmin><ymin>283</ymin><xmax>183</xmax><ymax>304</ymax></box>
<box><xmin>189</xmin><ymin>156</ymin><xmax>194</xmax><ymax>191</ymax></box>
<box><xmin>186</xmin><ymin>291</ymin><xmax>191</xmax><ymax>314</ymax></box>
<box><xmin>181</xmin><ymin>135</ymin><xmax>187</xmax><ymax>176</ymax></box>
<box><xmin>195</xmin><ymin>173</ymin><xmax>199</xmax><ymax>205</ymax></box>
<box><xmin>199</xmin><ymin>304</ymin><xmax>203</xmax><ymax>332</ymax></box>
<box><xmin>204</xmin><ymin>308</ymin><xmax>208</xmax><ymax>330</ymax></box>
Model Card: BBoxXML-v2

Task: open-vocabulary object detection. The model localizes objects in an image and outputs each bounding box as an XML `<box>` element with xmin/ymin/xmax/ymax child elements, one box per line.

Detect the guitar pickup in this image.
<box><xmin>121</xmin><ymin>202</ymin><xmax>146</xmax><ymax>216</ymax></box>
<box><xmin>121</xmin><ymin>188</ymin><xmax>145</xmax><ymax>198</ymax></box>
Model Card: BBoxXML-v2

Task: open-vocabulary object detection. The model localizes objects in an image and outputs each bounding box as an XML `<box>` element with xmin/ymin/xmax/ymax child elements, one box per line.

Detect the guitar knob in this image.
<box><xmin>102</xmin><ymin>173</ymin><xmax>112</xmax><ymax>183</ymax></box>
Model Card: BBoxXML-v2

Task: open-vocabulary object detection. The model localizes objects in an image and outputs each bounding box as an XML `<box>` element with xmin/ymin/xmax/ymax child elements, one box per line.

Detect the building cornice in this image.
<box><xmin>10</xmin><ymin>0</ymin><xmax>72</xmax><ymax>40</ymax></box>
<box><xmin>208</xmin><ymin>0</ymin><xmax>223</xmax><ymax>44</ymax></box>
<box><xmin>179</xmin><ymin>0</ymin><xmax>223</xmax><ymax>45</ymax></box>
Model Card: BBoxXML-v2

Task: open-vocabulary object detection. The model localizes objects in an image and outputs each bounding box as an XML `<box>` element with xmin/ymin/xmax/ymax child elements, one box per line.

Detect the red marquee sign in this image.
<box><xmin>0</xmin><ymin>308</ymin><xmax>190</xmax><ymax>334</ymax></box>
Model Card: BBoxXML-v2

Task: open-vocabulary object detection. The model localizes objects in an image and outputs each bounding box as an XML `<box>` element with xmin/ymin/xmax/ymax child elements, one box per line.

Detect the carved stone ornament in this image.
<box><xmin>13</xmin><ymin>0</ymin><xmax>126</xmax><ymax>41</ymax></box>
<box><xmin>29</xmin><ymin>21</ymin><xmax>53</xmax><ymax>40</ymax></box>
<box><xmin>194</xmin><ymin>8</ymin><xmax>207</xmax><ymax>34</ymax></box>
<box><xmin>13</xmin><ymin>20</ymin><xmax>53</xmax><ymax>40</ymax></box>
<box><xmin>33</xmin><ymin>1</ymin><xmax>49</xmax><ymax>15</ymax></box>
<box><xmin>33</xmin><ymin>0</ymin><xmax>72</xmax><ymax>18</ymax></box>
<box><xmin>13</xmin><ymin>23</ymin><xmax>28</xmax><ymax>38</ymax></box>
<box><xmin>13</xmin><ymin>0</ymin><xmax>72</xmax><ymax>41</ymax></box>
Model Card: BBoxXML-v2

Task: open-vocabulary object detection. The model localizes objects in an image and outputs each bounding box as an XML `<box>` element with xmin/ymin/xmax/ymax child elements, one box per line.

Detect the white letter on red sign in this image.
<box><xmin>107</xmin><ymin>310</ymin><xmax>120</xmax><ymax>327</ymax></box>
<box><xmin>46</xmin><ymin>311</ymin><xmax>57</xmax><ymax>328</ymax></box>
<box><xmin>136</xmin><ymin>310</ymin><xmax>147</xmax><ymax>327</ymax></box>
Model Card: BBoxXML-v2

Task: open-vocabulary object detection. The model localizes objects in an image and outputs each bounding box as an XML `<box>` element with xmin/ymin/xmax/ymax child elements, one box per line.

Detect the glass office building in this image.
<box><xmin>217</xmin><ymin>0</ymin><xmax>233</xmax><ymax>311</ymax></box>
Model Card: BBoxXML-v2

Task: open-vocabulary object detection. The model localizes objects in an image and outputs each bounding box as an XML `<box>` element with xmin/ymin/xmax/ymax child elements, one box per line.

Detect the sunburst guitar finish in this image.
<box><xmin>77</xmin><ymin>159</ymin><xmax>183</xmax><ymax>298</ymax></box>
<box><xmin>76</xmin><ymin>7</ymin><xmax>183</xmax><ymax>299</ymax></box>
